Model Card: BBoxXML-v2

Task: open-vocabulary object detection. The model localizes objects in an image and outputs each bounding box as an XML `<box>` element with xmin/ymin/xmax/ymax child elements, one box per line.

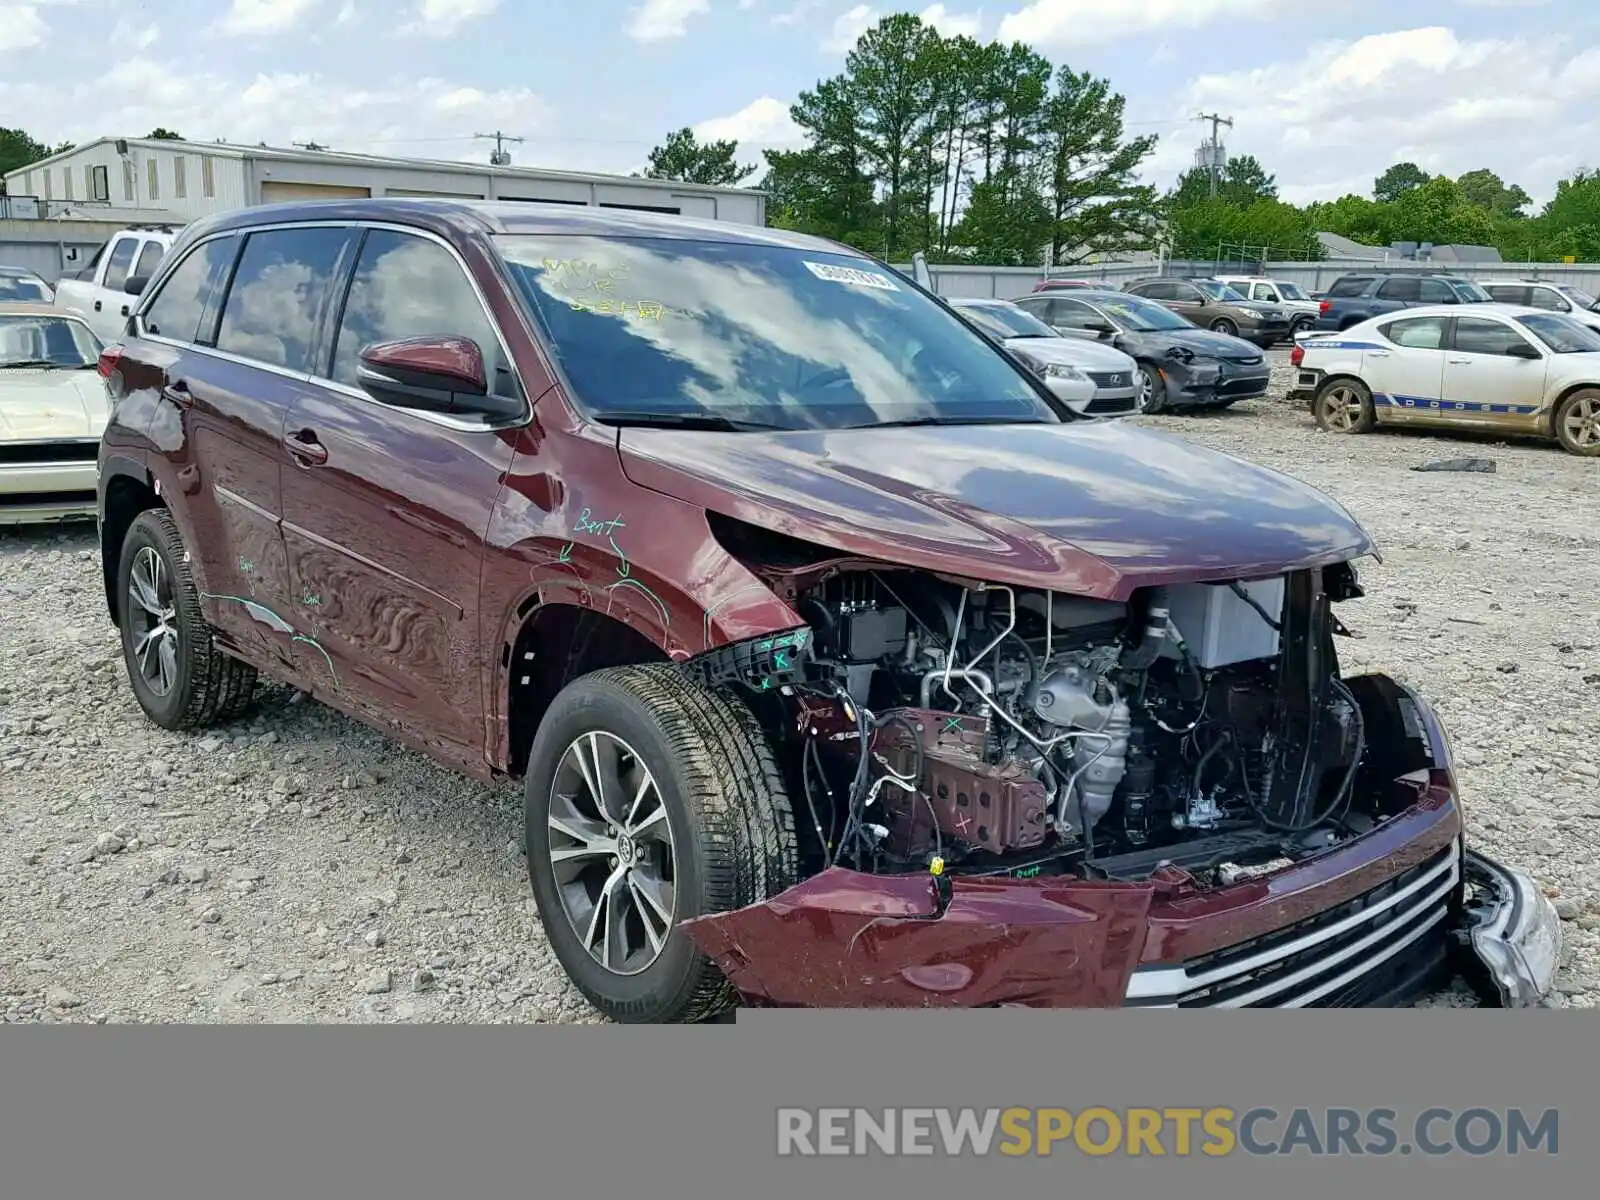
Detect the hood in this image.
<box><xmin>618</xmin><ymin>421</ymin><xmax>1373</xmax><ymax>600</ymax></box>
<box><xmin>1134</xmin><ymin>327</ymin><xmax>1264</xmax><ymax>360</ymax></box>
<box><xmin>0</xmin><ymin>369</ymin><xmax>109</xmax><ymax>440</ymax></box>
<box><xmin>1003</xmin><ymin>336</ymin><xmax>1136</xmax><ymax>372</ymax></box>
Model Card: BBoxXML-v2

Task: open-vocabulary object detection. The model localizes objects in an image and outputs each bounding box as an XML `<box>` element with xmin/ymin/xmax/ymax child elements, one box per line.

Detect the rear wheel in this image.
<box><xmin>1554</xmin><ymin>389</ymin><xmax>1600</xmax><ymax>456</ymax></box>
<box><xmin>1292</xmin><ymin>316</ymin><xmax>1315</xmax><ymax>336</ymax></box>
<box><xmin>117</xmin><ymin>509</ymin><xmax>258</xmax><ymax>730</ymax></box>
<box><xmin>1137</xmin><ymin>364</ymin><xmax>1168</xmax><ymax>414</ymax></box>
<box><xmin>524</xmin><ymin>664</ymin><xmax>798</xmax><ymax>1023</ymax></box>
<box><xmin>1209</xmin><ymin>317</ymin><xmax>1239</xmax><ymax>338</ymax></box>
<box><xmin>1313</xmin><ymin>378</ymin><xmax>1376</xmax><ymax>434</ymax></box>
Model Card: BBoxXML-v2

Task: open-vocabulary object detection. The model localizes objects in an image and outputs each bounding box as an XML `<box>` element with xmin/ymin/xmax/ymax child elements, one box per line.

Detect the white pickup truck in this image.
<box><xmin>53</xmin><ymin>225</ymin><xmax>180</xmax><ymax>342</ymax></box>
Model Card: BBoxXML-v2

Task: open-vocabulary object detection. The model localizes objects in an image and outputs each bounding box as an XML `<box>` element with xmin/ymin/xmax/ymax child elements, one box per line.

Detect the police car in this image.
<box><xmin>1288</xmin><ymin>303</ymin><xmax>1600</xmax><ymax>456</ymax></box>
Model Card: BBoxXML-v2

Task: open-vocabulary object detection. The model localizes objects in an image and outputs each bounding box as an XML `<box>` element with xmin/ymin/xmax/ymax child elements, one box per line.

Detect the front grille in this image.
<box><xmin>1087</xmin><ymin>370</ymin><xmax>1132</xmax><ymax>388</ymax></box>
<box><xmin>1217</xmin><ymin>375</ymin><xmax>1268</xmax><ymax>397</ymax></box>
<box><xmin>0</xmin><ymin>489</ymin><xmax>95</xmax><ymax>508</ymax></box>
<box><xmin>1125</xmin><ymin>846</ymin><xmax>1459</xmax><ymax>1008</ymax></box>
<box><xmin>0</xmin><ymin>440</ymin><xmax>99</xmax><ymax>465</ymax></box>
<box><xmin>1085</xmin><ymin>395</ymin><xmax>1139</xmax><ymax>415</ymax></box>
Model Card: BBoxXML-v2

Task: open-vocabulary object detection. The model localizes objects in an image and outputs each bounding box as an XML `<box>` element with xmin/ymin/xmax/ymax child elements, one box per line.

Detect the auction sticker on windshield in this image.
<box><xmin>804</xmin><ymin>261</ymin><xmax>899</xmax><ymax>290</ymax></box>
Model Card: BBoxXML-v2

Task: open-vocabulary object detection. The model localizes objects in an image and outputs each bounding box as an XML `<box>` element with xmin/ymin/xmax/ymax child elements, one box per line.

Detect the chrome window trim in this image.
<box><xmin>134</xmin><ymin>218</ymin><xmax>531</xmax><ymax>434</ymax></box>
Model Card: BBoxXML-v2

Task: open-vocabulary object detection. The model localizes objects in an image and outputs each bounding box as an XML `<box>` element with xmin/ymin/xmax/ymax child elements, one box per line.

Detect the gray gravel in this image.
<box><xmin>2</xmin><ymin>362</ymin><xmax>1597</xmax><ymax>1019</ymax></box>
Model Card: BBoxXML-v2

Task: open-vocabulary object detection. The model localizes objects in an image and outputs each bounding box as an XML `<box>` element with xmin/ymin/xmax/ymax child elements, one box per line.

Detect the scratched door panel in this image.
<box><xmin>279</xmin><ymin>383</ymin><xmax>517</xmax><ymax>746</ymax></box>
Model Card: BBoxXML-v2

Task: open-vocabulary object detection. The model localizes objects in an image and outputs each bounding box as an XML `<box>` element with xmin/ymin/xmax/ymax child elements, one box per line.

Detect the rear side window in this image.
<box><xmin>143</xmin><ymin>236</ymin><xmax>241</xmax><ymax>343</ymax></box>
<box><xmin>329</xmin><ymin>229</ymin><xmax>517</xmax><ymax>396</ymax></box>
<box><xmin>215</xmin><ymin>226</ymin><xmax>357</xmax><ymax>373</ymax></box>
<box><xmin>1381</xmin><ymin>316</ymin><xmax>1446</xmax><ymax>349</ymax></box>
<box><xmin>102</xmin><ymin>237</ymin><xmax>140</xmax><ymax>291</ymax></box>
<box><xmin>1417</xmin><ymin>278</ymin><xmax>1456</xmax><ymax>303</ymax></box>
<box><xmin>1453</xmin><ymin>317</ymin><xmax>1534</xmax><ymax>357</ymax></box>
<box><xmin>1483</xmin><ymin>284</ymin><xmax>1527</xmax><ymax>305</ymax></box>
<box><xmin>1376</xmin><ymin>277</ymin><xmax>1420</xmax><ymax>302</ymax></box>
<box><xmin>1326</xmin><ymin>276</ymin><xmax>1371</xmax><ymax>298</ymax></box>
<box><xmin>1527</xmin><ymin>287</ymin><xmax>1568</xmax><ymax>311</ymax></box>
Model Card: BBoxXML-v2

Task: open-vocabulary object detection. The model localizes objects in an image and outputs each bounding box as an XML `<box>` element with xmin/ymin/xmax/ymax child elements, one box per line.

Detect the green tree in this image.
<box><xmin>146</xmin><ymin>127</ymin><xmax>184</xmax><ymax>141</ymax></box>
<box><xmin>1374</xmin><ymin>161</ymin><xmax>1430</xmax><ymax>202</ymax></box>
<box><xmin>1455</xmin><ymin>168</ymin><xmax>1530</xmax><ymax>218</ymax></box>
<box><xmin>1168</xmin><ymin>197</ymin><xmax>1319</xmax><ymax>261</ymax></box>
<box><xmin>0</xmin><ymin>126</ymin><xmax>51</xmax><ymax>177</ymax></box>
<box><xmin>641</xmin><ymin>127</ymin><xmax>755</xmax><ymax>186</ymax></box>
<box><xmin>1389</xmin><ymin>176</ymin><xmax>1496</xmax><ymax>246</ymax></box>
<box><xmin>1172</xmin><ymin>153</ymin><xmax>1277</xmax><ymax>208</ymax></box>
<box><xmin>761</xmin><ymin>78</ymin><xmax>880</xmax><ymax>248</ymax></box>
<box><xmin>950</xmin><ymin>174</ymin><xmax>1052</xmax><ymax>265</ymax></box>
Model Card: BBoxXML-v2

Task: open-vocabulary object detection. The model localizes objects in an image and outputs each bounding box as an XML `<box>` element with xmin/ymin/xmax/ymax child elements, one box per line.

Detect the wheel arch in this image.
<box><xmin>1546</xmin><ymin>381</ymin><xmax>1600</xmax><ymax>437</ymax></box>
<box><xmin>98</xmin><ymin>459</ymin><xmax>163</xmax><ymax>626</ymax></box>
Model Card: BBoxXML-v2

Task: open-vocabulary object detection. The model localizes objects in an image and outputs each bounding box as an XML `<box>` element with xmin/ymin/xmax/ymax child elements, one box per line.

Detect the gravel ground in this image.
<box><xmin>3</xmin><ymin>356</ymin><xmax>1597</xmax><ymax>1021</ymax></box>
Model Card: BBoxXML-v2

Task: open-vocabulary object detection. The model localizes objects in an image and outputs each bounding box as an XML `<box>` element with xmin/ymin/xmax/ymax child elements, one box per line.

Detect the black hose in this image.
<box><xmin>1120</xmin><ymin>586</ymin><xmax>1171</xmax><ymax>670</ymax></box>
<box><xmin>1252</xmin><ymin>679</ymin><xmax>1366</xmax><ymax>835</ymax></box>
<box><xmin>1229</xmin><ymin>582</ymin><xmax>1282</xmax><ymax>632</ymax></box>
<box><xmin>1192</xmin><ymin>729</ymin><xmax>1229</xmax><ymax>798</ymax></box>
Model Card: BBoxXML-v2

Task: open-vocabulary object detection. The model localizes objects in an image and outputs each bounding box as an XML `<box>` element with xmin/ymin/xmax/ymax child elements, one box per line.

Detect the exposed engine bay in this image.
<box><xmin>699</xmin><ymin>541</ymin><xmax>1387</xmax><ymax>891</ymax></box>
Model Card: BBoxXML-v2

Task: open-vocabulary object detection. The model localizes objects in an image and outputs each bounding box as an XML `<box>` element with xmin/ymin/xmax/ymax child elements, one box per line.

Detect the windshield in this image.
<box><xmin>1196</xmin><ymin>279</ymin><xmax>1248</xmax><ymax>302</ymax></box>
<box><xmin>1278</xmin><ymin>282</ymin><xmax>1309</xmax><ymax>300</ymax></box>
<box><xmin>1449</xmin><ymin>280</ymin><xmax>1492</xmax><ymax>302</ymax></box>
<box><xmin>0</xmin><ymin>277</ymin><xmax>50</xmax><ymax>302</ymax></box>
<box><xmin>496</xmin><ymin>235</ymin><xmax>1058</xmax><ymax>430</ymax></box>
<box><xmin>955</xmin><ymin>302</ymin><xmax>1057</xmax><ymax>339</ymax></box>
<box><xmin>1093</xmin><ymin>293</ymin><xmax>1192</xmax><ymax>332</ymax></box>
<box><xmin>1560</xmin><ymin>285</ymin><xmax>1598</xmax><ymax>310</ymax></box>
<box><xmin>0</xmin><ymin>314</ymin><xmax>101</xmax><ymax>368</ymax></box>
<box><xmin>1518</xmin><ymin>314</ymin><xmax>1600</xmax><ymax>353</ymax></box>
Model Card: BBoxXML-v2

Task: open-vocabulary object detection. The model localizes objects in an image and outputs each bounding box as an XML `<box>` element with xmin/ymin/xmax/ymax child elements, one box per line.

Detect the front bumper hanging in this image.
<box><xmin>1457</xmin><ymin>850</ymin><xmax>1564</xmax><ymax>1007</ymax></box>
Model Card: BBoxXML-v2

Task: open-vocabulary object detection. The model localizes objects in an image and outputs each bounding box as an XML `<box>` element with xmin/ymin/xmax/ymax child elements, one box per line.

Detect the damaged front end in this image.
<box><xmin>679</xmin><ymin>539</ymin><xmax>1559</xmax><ymax>1009</ymax></box>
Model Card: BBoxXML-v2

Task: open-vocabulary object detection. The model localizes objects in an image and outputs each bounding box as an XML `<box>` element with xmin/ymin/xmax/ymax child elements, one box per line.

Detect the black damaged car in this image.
<box><xmin>1015</xmin><ymin>289</ymin><xmax>1271</xmax><ymax>414</ymax></box>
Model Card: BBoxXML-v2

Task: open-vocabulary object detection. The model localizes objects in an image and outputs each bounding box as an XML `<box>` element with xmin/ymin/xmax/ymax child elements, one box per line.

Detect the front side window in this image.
<box><xmin>143</xmin><ymin>235</ymin><xmax>241</xmax><ymax>343</ymax></box>
<box><xmin>1559</xmin><ymin>285</ymin><xmax>1597</xmax><ymax>310</ymax></box>
<box><xmin>1377</xmin><ymin>277</ymin><xmax>1420</xmax><ymax>302</ymax></box>
<box><xmin>1453</xmin><ymin>317</ymin><xmax>1536</xmax><ymax>357</ymax></box>
<box><xmin>1279</xmin><ymin>282</ymin><xmax>1309</xmax><ymax>300</ymax></box>
<box><xmin>1090</xmin><ymin>294</ymin><xmax>1188</xmax><ymax>332</ymax></box>
<box><xmin>1518</xmin><ymin>314</ymin><xmax>1600</xmax><ymax>354</ymax></box>
<box><xmin>1381</xmin><ymin>316</ymin><xmax>1446</xmax><ymax>350</ymax></box>
<box><xmin>1041</xmin><ymin>297</ymin><xmax>1105</xmax><ymax>331</ymax></box>
<box><xmin>1418</xmin><ymin>278</ymin><xmax>1458</xmax><ymax>304</ymax></box>
<box><xmin>215</xmin><ymin>226</ymin><xmax>356</xmax><ymax>372</ymax></box>
<box><xmin>0</xmin><ymin>315</ymin><xmax>101</xmax><ymax>369</ymax></box>
<box><xmin>330</xmin><ymin>229</ymin><xmax>517</xmax><ymax>396</ymax></box>
<box><xmin>1484</xmin><ymin>285</ymin><xmax>1526</xmax><ymax>305</ymax></box>
<box><xmin>496</xmin><ymin>235</ymin><xmax>1055</xmax><ymax>431</ymax></box>
<box><xmin>132</xmin><ymin>241</ymin><xmax>165</xmax><ymax>285</ymax></box>
<box><xmin>1526</xmin><ymin>287</ymin><xmax>1568</xmax><ymax>311</ymax></box>
<box><xmin>102</xmin><ymin>237</ymin><xmax>140</xmax><ymax>291</ymax></box>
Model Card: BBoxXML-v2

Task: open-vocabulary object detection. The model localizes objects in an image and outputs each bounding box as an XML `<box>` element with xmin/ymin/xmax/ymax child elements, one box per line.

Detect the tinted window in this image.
<box><xmin>1128</xmin><ymin>280</ymin><xmax>1172</xmax><ymax>300</ymax></box>
<box><xmin>215</xmin><ymin>227</ymin><xmax>356</xmax><ymax>372</ymax></box>
<box><xmin>331</xmin><ymin>229</ymin><xmax>514</xmax><ymax>394</ymax></box>
<box><xmin>1014</xmin><ymin>296</ymin><xmax>1056</xmax><ymax>323</ymax></box>
<box><xmin>132</xmin><ymin>241</ymin><xmax>165</xmax><ymax>284</ymax></box>
<box><xmin>1377</xmin><ymin>277</ymin><xmax>1420</xmax><ymax>302</ymax></box>
<box><xmin>1526</xmin><ymin>287</ymin><xmax>1568</xmax><ymax>311</ymax></box>
<box><xmin>143</xmin><ymin>236</ymin><xmax>241</xmax><ymax>343</ymax></box>
<box><xmin>1279</xmin><ymin>282</ymin><xmax>1309</xmax><ymax>300</ymax></box>
<box><xmin>1327</xmin><ymin>277</ymin><xmax>1372</xmax><ymax>298</ymax></box>
<box><xmin>1048</xmin><ymin>297</ymin><xmax>1107</xmax><ymax>331</ymax></box>
<box><xmin>1453</xmin><ymin>317</ymin><xmax>1535</xmax><ymax>357</ymax></box>
<box><xmin>102</xmin><ymin>237</ymin><xmax>140</xmax><ymax>291</ymax></box>
<box><xmin>497</xmin><ymin>235</ymin><xmax>1054</xmax><ymax>431</ymax></box>
<box><xmin>1382</xmin><ymin>316</ymin><xmax>1446</xmax><ymax>349</ymax></box>
<box><xmin>1418</xmin><ymin>278</ymin><xmax>1457</xmax><ymax>304</ymax></box>
<box><xmin>1483</xmin><ymin>285</ymin><xmax>1526</xmax><ymax>305</ymax></box>
<box><xmin>1519</xmin><ymin>314</ymin><xmax>1600</xmax><ymax>353</ymax></box>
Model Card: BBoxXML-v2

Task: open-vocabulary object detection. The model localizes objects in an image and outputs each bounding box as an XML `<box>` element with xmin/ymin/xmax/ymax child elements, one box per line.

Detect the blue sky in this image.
<box><xmin>2</xmin><ymin>0</ymin><xmax>1596</xmax><ymax>204</ymax></box>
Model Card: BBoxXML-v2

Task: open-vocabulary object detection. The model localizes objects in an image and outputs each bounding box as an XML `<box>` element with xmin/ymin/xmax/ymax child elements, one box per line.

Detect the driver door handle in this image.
<box><xmin>285</xmin><ymin>429</ymin><xmax>329</xmax><ymax>467</ymax></box>
<box><xmin>1448</xmin><ymin>358</ymin><xmax>1472</xmax><ymax>365</ymax></box>
<box><xmin>161</xmin><ymin>380</ymin><xmax>193</xmax><ymax>405</ymax></box>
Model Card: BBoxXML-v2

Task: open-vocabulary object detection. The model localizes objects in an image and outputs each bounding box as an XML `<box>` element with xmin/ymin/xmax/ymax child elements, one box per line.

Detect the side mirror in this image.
<box><xmin>357</xmin><ymin>336</ymin><xmax>521</xmax><ymax>419</ymax></box>
<box><xmin>1506</xmin><ymin>341</ymin><xmax>1542</xmax><ymax>360</ymax></box>
<box><xmin>124</xmin><ymin>275</ymin><xmax>150</xmax><ymax>297</ymax></box>
<box><xmin>1088</xmin><ymin>322</ymin><xmax>1115</xmax><ymax>339</ymax></box>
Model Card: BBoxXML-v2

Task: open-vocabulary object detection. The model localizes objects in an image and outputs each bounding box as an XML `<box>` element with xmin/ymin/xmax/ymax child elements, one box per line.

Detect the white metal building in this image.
<box><xmin>2</xmin><ymin>136</ymin><xmax>766</xmax><ymax>226</ymax></box>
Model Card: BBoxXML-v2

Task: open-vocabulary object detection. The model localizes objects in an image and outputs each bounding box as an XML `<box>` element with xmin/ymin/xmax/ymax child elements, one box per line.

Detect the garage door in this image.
<box><xmin>260</xmin><ymin>181</ymin><xmax>373</xmax><ymax>203</ymax></box>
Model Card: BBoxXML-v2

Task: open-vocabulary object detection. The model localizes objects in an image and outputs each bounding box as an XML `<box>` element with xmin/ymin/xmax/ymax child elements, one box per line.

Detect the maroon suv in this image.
<box><xmin>95</xmin><ymin>199</ymin><xmax>1558</xmax><ymax>1021</ymax></box>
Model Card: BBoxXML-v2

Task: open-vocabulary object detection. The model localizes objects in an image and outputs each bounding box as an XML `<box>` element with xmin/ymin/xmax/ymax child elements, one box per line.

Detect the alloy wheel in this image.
<box><xmin>1562</xmin><ymin>395</ymin><xmax>1600</xmax><ymax>450</ymax></box>
<box><xmin>1319</xmin><ymin>385</ymin><xmax>1365</xmax><ymax>432</ymax></box>
<box><xmin>546</xmin><ymin>731</ymin><xmax>677</xmax><ymax>977</ymax></box>
<box><xmin>1137</xmin><ymin>370</ymin><xmax>1154</xmax><ymax>412</ymax></box>
<box><xmin>127</xmin><ymin>546</ymin><xmax>179</xmax><ymax>697</ymax></box>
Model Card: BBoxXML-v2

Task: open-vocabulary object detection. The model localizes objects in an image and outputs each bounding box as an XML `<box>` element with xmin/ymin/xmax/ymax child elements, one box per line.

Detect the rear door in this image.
<box><xmin>1441</xmin><ymin>315</ymin><xmax>1547</xmax><ymax>425</ymax></box>
<box><xmin>277</xmin><ymin>225</ymin><xmax>525</xmax><ymax>754</ymax></box>
<box><xmin>1368</xmin><ymin>315</ymin><xmax>1448</xmax><ymax>414</ymax></box>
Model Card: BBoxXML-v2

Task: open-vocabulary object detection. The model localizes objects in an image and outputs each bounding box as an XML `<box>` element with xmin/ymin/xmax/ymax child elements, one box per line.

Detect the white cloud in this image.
<box><xmin>336</xmin><ymin>1</ymin><xmax>357</xmax><ymax>22</ymax></box>
<box><xmin>1164</xmin><ymin>26</ymin><xmax>1600</xmax><ymax>205</ymax></box>
<box><xmin>823</xmin><ymin>3</ymin><xmax>980</xmax><ymax>52</ymax></box>
<box><xmin>999</xmin><ymin>0</ymin><xmax>1279</xmax><ymax>48</ymax></box>
<box><xmin>110</xmin><ymin>16</ymin><xmax>160</xmax><ymax>50</ymax></box>
<box><xmin>0</xmin><ymin>55</ymin><xmax>552</xmax><ymax>165</ymax></box>
<box><xmin>217</xmin><ymin>0</ymin><xmax>321</xmax><ymax>36</ymax></box>
<box><xmin>625</xmin><ymin>0</ymin><xmax>709</xmax><ymax>41</ymax></box>
<box><xmin>0</xmin><ymin>3</ymin><xmax>51</xmax><ymax>50</ymax></box>
<box><xmin>695</xmin><ymin>96</ymin><xmax>804</xmax><ymax>147</ymax></box>
<box><xmin>771</xmin><ymin>0</ymin><xmax>821</xmax><ymax>24</ymax></box>
<box><xmin>401</xmin><ymin>0</ymin><xmax>500</xmax><ymax>36</ymax></box>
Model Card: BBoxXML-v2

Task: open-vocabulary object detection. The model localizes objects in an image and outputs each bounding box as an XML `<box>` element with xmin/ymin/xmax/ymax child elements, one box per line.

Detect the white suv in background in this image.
<box><xmin>1482</xmin><ymin>281</ymin><xmax>1600</xmax><ymax>331</ymax></box>
<box><xmin>52</xmin><ymin>225</ymin><xmax>180</xmax><ymax>342</ymax></box>
<box><xmin>1215</xmin><ymin>275</ymin><xmax>1321</xmax><ymax>336</ymax></box>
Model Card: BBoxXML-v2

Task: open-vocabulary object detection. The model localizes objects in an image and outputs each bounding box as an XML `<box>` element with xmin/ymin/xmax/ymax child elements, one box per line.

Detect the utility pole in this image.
<box><xmin>474</xmin><ymin>130</ymin><xmax>525</xmax><ymax>167</ymax></box>
<box><xmin>1193</xmin><ymin>112</ymin><xmax>1233</xmax><ymax>197</ymax></box>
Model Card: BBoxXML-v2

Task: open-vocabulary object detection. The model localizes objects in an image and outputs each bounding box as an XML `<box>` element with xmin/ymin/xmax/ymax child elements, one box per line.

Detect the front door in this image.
<box><xmin>278</xmin><ymin>226</ymin><xmax>524</xmax><ymax>755</ymax></box>
<box><xmin>1367</xmin><ymin>315</ymin><xmax>1447</xmax><ymax>419</ymax></box>
<box><xmin>1440</xmin><ymin>316</ymin><xmax>1548</xmax><ymax>428</ymax></box>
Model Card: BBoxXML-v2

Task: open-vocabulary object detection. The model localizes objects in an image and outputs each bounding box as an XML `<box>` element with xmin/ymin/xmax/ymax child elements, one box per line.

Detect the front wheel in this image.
<box><xmin>1313</xmin><ymin>378</ymin><xmax>1376</xmax><ymax>434</ymax></box>
<box><xmin>524</xmin><ymin>664</ymin><xmax>798</xmax><ymax>1023</ymax></box>
<box><xmin>1209</xmin><ymin>317</ymin><xmax>1239</xmax><ymax>338</ymax></box>
<box><xmin>1554</xmin><ymin>389</ymin><xmax>1600</xmax><ymax>456</ymax></box>
<box><xmin>1137</xmin><ymin>364</ymin><xmax>1169</xmax><ymax>414</ymax></box>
